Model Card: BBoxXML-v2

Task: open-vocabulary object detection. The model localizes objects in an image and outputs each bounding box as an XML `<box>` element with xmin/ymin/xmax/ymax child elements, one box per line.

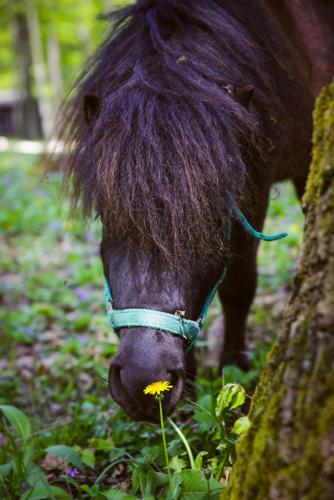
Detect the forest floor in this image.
<box><xmin>0</xmin><ymin>150</ymin><xmax>303</xmax><ymax>499</ymax></box>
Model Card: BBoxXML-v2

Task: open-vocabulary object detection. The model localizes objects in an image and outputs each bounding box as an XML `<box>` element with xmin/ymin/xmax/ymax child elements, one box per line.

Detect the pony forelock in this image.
<box><xmin>59</xmin><ymin>0</ymin><xmax>287</xmax><ymax>267</ymax></box>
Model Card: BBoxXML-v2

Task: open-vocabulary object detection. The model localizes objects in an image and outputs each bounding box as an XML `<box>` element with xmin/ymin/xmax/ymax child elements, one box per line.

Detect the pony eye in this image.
<box><xmin>234</xmin><ymin>85</ymin><xmax>255</xmax><ymax>108</ymax></box>
<box><xmin>83</xmin><ymin>94</ymin><xmax>101</xmax><ymax>124</ymax></box>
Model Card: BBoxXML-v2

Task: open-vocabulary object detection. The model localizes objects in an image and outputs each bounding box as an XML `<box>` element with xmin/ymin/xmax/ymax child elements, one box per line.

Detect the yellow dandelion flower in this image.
<box><xmin>143</xmin><ymin>380</ymin><xmax>173</xmax><ymax>397</ymax></box>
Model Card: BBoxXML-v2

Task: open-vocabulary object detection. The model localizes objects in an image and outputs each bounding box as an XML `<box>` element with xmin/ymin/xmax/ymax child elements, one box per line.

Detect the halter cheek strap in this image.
<box><xmin>104</xmin><ymin>206</ymin><xmax>288</xmax><ymax>347</ymax></box>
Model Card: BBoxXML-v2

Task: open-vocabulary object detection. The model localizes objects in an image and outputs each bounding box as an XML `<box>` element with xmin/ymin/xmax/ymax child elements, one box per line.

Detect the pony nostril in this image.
<box><xmin>169</xmin><ymin>364</ymin><xmax>186</xmax><ymax>378</ymax></box>
<box><xmin>168</xmin><ymin>368</ymin><xmax>184</xmax><ymax>385</ymax></box>
<box><xmin>108</xmin><ymin>363</ymin><xmax>127</xmax><ymax>405</ymax></box>
<box><xmin>108</xmin><ymin>364</ymin><xmax>117</xmax><ymax>391</ymax></box>
<box><xmin>109</xmin><ymin>362</ymin><xmax>121</xmax><ymax>383</ymax></box>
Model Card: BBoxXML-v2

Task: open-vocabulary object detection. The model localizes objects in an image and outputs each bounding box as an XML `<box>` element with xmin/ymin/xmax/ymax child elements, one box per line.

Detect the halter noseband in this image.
<box><xmin>104</xmin><ymin>206</ymin><xmax>287</xmax><ymax>347</ymax></box>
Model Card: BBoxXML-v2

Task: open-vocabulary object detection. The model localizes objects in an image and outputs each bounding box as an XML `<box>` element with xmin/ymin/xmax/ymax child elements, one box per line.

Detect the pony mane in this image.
<box><xmin>59</xmin><ymin>0</ymin><xmax>294</xmax><ymax>267</ymax></box>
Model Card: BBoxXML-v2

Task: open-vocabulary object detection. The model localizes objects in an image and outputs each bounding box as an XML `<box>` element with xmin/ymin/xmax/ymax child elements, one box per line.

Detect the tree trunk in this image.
<box><xmin>223</xmin><ymin>82</ymin><xmax>334</xmax><ymax>500</ymax></box>
<box><xmin>47</xmin><ymin>31</ymin><xmax>64</xmax><ymax>112</ymax></box>
<box><xmin>25</xmin><ymin>0</ymin><xmax>54</xmax><ymax>138</ymax></box>
<box><xmin>13</xmin><ymin>10</ymin><xmax>42</xmax><ymax>139</ymax></box>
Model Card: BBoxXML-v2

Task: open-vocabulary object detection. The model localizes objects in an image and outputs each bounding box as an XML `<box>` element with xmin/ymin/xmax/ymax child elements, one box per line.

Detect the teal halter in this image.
<box><xmin>104</xmin><ymin>207</ymin><xmax>287</xmax><ymax>346</ymax></box>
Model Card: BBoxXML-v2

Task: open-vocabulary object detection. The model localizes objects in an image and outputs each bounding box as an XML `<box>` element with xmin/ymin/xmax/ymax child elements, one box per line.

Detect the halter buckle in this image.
<box><xmin>175</xmin><ymin>310</ymin><xmax>187</xmax><ymax>339</ymax></box>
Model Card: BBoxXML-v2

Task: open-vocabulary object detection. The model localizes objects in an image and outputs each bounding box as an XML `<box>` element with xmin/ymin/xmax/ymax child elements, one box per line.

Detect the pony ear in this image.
<box><xmin>234</xmin><ymin>85</ymin><xmax>255</xmax><ymax>108</ymax></box>
<box><xmin>84</xmin><ymin>94</ymin><xmax>101</xmax><ymax>124</ymax></box>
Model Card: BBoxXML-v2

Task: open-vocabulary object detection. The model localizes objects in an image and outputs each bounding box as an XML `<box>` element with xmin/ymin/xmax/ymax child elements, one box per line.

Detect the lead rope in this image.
<box><xmin>196</xmin><ymin>205</ymin><xmax>287</xmax><ymax>331</ymax></box>
<box><xmin>234</xmin><ymin>206</ymin><xmax>288</xmax><ymax>241</ymax></box>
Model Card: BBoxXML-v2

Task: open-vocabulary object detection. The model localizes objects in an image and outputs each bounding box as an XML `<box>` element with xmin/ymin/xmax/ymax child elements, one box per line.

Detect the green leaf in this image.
<box><xmin>48</xmin><ymin>486</ymin><xmax>73</xmax><ymax>500</ymax></box>
<box><xmin>45</xmin><ymin>445</ymin><xmax>84</xmax><ymax>471</ymax></box>
<box><xmin>228</xmin><ymin>447</ymin><xmax>237</xmax><ymax>465</ymax></box>
<box><xmin>168</xmin><ymin>418</ymin><xmax>196</xmax><ymax>470</ymax></box>
<box><xmin>103</xmin><ymin>489</ymin><xmax>138</xmax><ymax>499</ymax></box>
<box><xmin>215</xmin><ymin>383</ymin><xmax>246</xmax><ymax>417</ymax></box>
<box><xmin>0</xmin><ymin>460</ymin><xmax>13</xmax><ymax>478</ymax></box>
<box><xmin>131</xmin><ymin>466</ymin><xmax>142</xmax><ymax>496</ymax></box>
<box><xmin>0</xmin><ymin>405</ymin><xmax>31</xmax><ymax>444</ymax></box>
<box><xmin>131</xmin><ymin>466</ymin><xmax>168</xmax><ymax>497</ymax></box>
<box><xmin>145</xmin><ymin>470</ymin><xmax>168</xmax><ymax>496</ymax></box>
<box><xmin>89</xmin><ymin>438</ymin><xmax>114</xmax><ymax>451</ymax></box>
<box><xmin>192</xmin><ymin>395</ymin><xmax>216</xmax><ymax>431</ymax></box>
<box><xmin>194</xmin><ymin>451</ymin><xmax>208</xmax><ymax>471</ymax></box>
<box><xmin>21</xmin><ymin>484</ymin><xmax>72</xmax><ymax>500</ymax></box>
<box><xmin>170</xmin><ymin>455</ymin><xmax>186</xmax><ymax>472</ymax></box>
<box><xmin>172</xmin><ymin>473</ymin><xmax>183</xmax><ymax>499</ymax></box>
<box><xmin>23</xmin><ymin>441</ymin><xmax>35</xmax><ymax>467</ymax></box>
<box><xmin>178</xmin><ymin>470</ymin><xmax>223</xmax><ymax>499</ymax></box>
<box><xmin>25</xmin><ymin>463</ymin><xmax>47</xmax><ymax>485</ymax></box>
<box><xmin>81</xmin><ymin>448</ymin><xmax>95</xmax><ymax>468</ymax></box>
<box><xmin>80</xmin><ymin>484</ymin><xmax>91</xmax><ymax>494</ymax></box>
<box><xmin>232</xmin><ymin>416</ymin><xmax>251</xmax><ymax>435</ymax></box>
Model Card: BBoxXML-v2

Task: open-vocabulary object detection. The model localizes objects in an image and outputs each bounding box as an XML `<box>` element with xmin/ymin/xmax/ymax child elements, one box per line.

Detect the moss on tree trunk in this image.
<box><xmin>223</xmin><ymin>82</ymin><xmax>334</xmax><ymax>500</ymax></box>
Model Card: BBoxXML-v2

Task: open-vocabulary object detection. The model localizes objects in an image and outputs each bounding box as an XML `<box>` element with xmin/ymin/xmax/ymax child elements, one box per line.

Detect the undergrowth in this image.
<box><xmin>0</xmin><ymin>150</ymin><xmax>303</xmax><ymax>498</ymax></box>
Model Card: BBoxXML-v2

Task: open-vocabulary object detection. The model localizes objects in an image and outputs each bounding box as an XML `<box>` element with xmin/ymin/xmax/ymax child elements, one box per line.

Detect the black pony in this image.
<box><xmin>60</xmin><ymin>0</ymin><xmax>334</xmax><ymax>422</ymax></box>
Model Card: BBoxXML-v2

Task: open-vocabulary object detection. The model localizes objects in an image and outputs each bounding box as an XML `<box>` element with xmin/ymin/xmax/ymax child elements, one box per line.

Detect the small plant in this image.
<box><xmin>141</xmin><ymin>378</ymin><xmax>251</xmax><ymax>498</ymax></box>
<box><xmin>143</xmin><ymin>381</ymin><xmax>174</xmax><ymax>495</ymax></box>
<box><xmin>214</xmin><ymin>381</ymin><xmax>251</xmax><ymax>478</ymax></box>
<box><xmin>0</xmin><ymin>405</ymin><xmax>72</xmax><ymax>498</ymax></box>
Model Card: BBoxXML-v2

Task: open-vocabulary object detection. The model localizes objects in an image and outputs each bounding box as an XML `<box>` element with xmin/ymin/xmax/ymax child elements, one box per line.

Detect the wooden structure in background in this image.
<box><xmin>0</xmin><ymin>90</ymin><xmax>42</xmax><ymax>139</ymax></box>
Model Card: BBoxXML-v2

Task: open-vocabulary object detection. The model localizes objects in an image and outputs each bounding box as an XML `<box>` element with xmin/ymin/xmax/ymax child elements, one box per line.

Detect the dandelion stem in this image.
<box><xmin>159</xmin><ymin>398</ymin><xmax>173</xmax><ymax>495</ymax></box>
<box><xmin>143</xmin><ymin>381</ymin><xmax>174</xmax><ymax>496</ymax></box>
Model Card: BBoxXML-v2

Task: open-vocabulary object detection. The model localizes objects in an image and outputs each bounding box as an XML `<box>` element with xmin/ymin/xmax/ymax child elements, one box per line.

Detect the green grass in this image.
<box><xmin>0</xmin><ymin>151</ymin><xmax>303</xmax><ymax>499</ymax></box>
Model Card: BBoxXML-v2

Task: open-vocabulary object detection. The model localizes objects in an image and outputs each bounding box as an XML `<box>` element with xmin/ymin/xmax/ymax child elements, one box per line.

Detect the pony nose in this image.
<box><xmin>109</xmin><ymin>360</ymin><xmax>185</xmax><ymax>422</ymax></box>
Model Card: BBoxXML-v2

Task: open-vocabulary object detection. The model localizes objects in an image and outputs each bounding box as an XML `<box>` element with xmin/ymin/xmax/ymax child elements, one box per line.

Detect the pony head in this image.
<box><xmin>59</xmin><ymin>0</ymin><xmax>295</xmax><ymax>420</ymax></box>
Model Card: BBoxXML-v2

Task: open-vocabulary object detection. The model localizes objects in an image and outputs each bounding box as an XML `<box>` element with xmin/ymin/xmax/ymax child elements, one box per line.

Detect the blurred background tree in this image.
<box><xmin>0</xmin><ymin>0</ymin><xmax>128</xmax><ymax>139</ymax></box>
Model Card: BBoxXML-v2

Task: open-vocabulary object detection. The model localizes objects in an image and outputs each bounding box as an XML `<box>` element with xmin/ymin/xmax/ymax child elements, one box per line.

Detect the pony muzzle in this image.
<box><xmin>108</xmin><ymin>336</ymin><xmax>186</xmax><ymax>422</ymax></box>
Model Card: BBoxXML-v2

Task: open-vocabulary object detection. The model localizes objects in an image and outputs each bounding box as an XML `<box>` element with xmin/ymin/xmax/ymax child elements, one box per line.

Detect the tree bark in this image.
<box><xmin>223</xmin><ymin>82</ymin><xmax>334</xmax><ymax>500</ymax></box>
